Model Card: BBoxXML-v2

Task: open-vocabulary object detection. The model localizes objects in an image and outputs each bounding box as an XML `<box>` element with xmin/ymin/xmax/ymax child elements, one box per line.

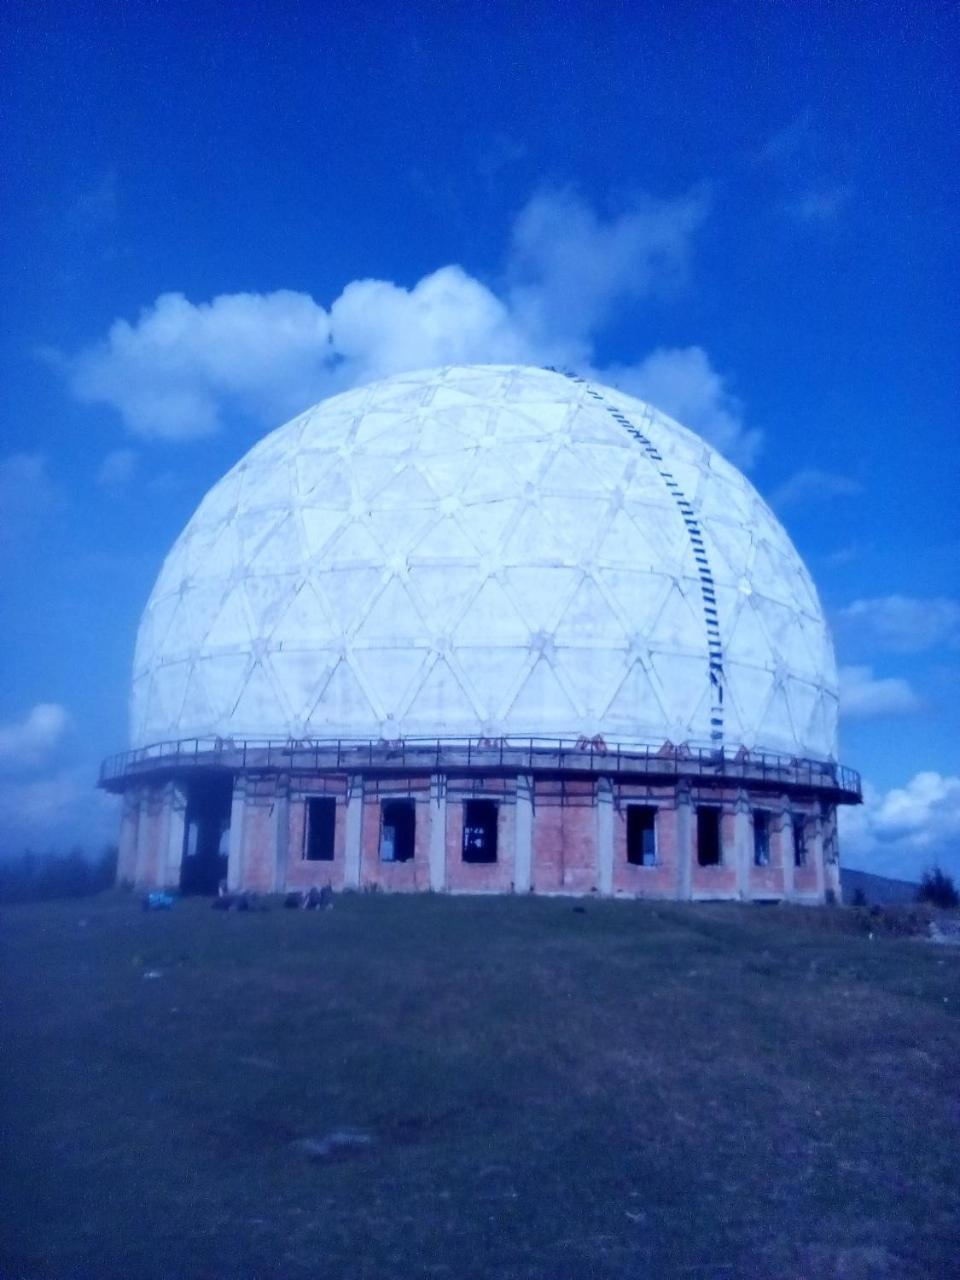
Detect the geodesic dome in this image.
<box><xmin>131</xmin><ymin>365</ymin><xmax>838</xmax><ymax>760</ymax></box>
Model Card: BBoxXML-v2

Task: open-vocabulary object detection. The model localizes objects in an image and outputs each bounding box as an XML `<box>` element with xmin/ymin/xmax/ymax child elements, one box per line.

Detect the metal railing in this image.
<box><xmin>99</xmin><ymin>733</ymin><xmax>862</xmax><ymax>800</ymax></box>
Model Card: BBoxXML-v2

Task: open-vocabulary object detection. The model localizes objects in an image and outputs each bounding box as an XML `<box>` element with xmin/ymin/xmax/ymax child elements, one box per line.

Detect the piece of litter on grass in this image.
<box><xmin>142</xmin><ymin>969</ymin><xmax>162</xmax><ymax>980</ymax></box>
<box><xmin>291</xmin><ymin>1129</ymin><xmax>375</xmax><ymax>1161</ymax></box>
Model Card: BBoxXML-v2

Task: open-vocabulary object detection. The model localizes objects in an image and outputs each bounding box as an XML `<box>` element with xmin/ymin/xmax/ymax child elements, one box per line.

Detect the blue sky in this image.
<box><xmin>1</xmin><ymin>1</ymin><xmax>957</xmax><ymax>879</ymax></box>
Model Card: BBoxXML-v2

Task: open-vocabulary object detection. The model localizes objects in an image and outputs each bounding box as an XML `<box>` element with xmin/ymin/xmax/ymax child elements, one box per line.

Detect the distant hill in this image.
<box><xmin>840</xmin><ymin>867</ymin><xmax>919</xmax><ymax>906</ymax></box>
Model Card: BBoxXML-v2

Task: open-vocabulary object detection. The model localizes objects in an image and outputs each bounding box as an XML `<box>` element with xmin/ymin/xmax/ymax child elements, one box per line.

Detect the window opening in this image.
<box><xmin>381</xmin><ymin>799</ymin><xmax>415</xmax><ymax>862</ymax></box>
<box><xmin>753</xmin><ymin>810</ymin><xmax>771</xmax><ymax>866</ymax></box>
<box><xmin>626</xmin><ymin>805</ymin><xmax>657</xmax><ymax>866</ymax></box>
<box><xmin>305</xmin><ymin>797</ymin><xmax>336</xmax><ymax>862</ymax></box>
<box><xmin>462</xmin><ymin>799</ymin><xmax>498</xmax><ymax>863</ymax></box>
<box><xmin>696</xmin><ymin>806</ymin><xmax>722</xmax><ymax>866</ymax></box>
<box><xmin>792</xmin><ymin>814</ymin><xmax>807</xmax><ymax>867</ymax></box>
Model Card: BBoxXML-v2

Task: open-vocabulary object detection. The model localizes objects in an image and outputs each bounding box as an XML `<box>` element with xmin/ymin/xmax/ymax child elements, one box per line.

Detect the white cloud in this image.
<box><xmin>770</xmin><ymin>468</ymin><xmax>861</xmax><ymax>509</ymax></box>
<box><xmin>838</xmin><ymin>665</ymin><xmax>921</xmax><ymax>719</ymax></box>
<box><xmin>789</xmin><ymin>185</ymin><xmax>851</xmax><ymax>226</ymax></box>
<box><xmin>838</xmin><ymin>595</ymin><xmax>960</xmax><ymax>653</ymax></box>
<box><xmin>506</xmin><ymin>187</ymin><xmax>709</xmax><ymax>346</ymax></box>
<box><xmin>840</xmin><ymin>771</ymin><xmax>960</xmax><ymax>881</ymax></box>
<box><xmin>0</xmin><ymin>704</ymin><xmax>70</xmax><ymax>771</ymax></box>
<box><xmin>0</xmin><ymin>766</ymin><xmax>117</xmax><ymax>855</ymax></box>
<box><xmin>96</xmin><ymin>447</ymin><xmax>138</xmax><ymax>487</ymax></box>
<box><xmin>57</xmin><ymin>190</ymin><xmax>759</xmax><ymax>465</ymax></box>
<box><xmin>605</xmin><ymin>346</ymin><xmax>761</xmax><ymax>468</ymax></box>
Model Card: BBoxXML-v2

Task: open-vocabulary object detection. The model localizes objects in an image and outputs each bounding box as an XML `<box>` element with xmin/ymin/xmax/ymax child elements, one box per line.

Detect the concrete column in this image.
<box><xmin>514</xmin><ymin>773</ymin><xmax>533</xmax><ymax>892</ymax></box>
<box><xmin>344</xmin><ymin>774</ymin><xmax>363</xmax><ymax>888</ymax></box>
<box><xmin>821</xmin><ymin>803</ymin><xmax>840</xmax><ymax>901</ymax></box>
<box><xmin>429</xmin><ymin>773</ymin><xmax>447</xmax><ymax>891</ymax></box>
<box><xmin>779</xmin><ymin>793</ymin><xmax>795</xmax><ymax>902</ymax></box>
<box><xmin>596</xmin><ymin>777</ymin><xmax>614</xmax><ymax>896</ymax></box>
<box><xmin>227</xmin><ymin>777</ymin><xmax>247</xmax><ymax>891</ymax></box>
<box><xmin>163</xmin><ymin>781</ymin><xmax>188</xmax><ymax>889</ymax></box>
<box><xmin>274</xmin><ymin>775</ymin><xmax>290</xmax><ymax>892</ymax></box>
<box><xmin>675</xmin><ymin>781</ymin><xmax>693</xmax><ymax>900</ymax></box>
<box><xmin>117</xmin><ymin>788</ymin><xmax>142</xmax><ymax>884</ymax></box>
<box><xmin>137</xmin><ymin>785</ymin><xmax>169</xmax><ymax>888</ymax></box>
<box><xmin>734</xmin><ymin>789</ymin><xmax>752</xmax><ymax>901</ymax></box>
<box><xmin>810</xmin><ymin>809</ymin><xmax>826</xmax><ymax>902</ymax></box>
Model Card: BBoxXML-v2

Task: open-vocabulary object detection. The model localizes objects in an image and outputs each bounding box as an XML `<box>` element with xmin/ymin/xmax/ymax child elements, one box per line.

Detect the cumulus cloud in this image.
<box><xmin>840</xmin><ymin>771</ymin><xmax>960</xmax><ymax>881</ymax></box>
<box><xmin>56</xmin><ymin>189</ymin><xmax>759</xmax><ymax>464</ymax></box>
<box><xmin>0</xmin><ymin>704</ymin><xmax>70</xmax><ymax>771</ymax></box>
<box><xmin>769</xmin><ymin>468</ymin><xmax>861</xmax><ymax>509</ymax></box>
<box><xmin>838</xmin><ymin>665</ymin><xmax>921</xmax><ymax>719</ymax></box>
<box><xmin>0</xmin><ymin>766</ymin><xmax>117</xmax><ymax>854</ymax></box>
<box><xmin>606</xmin><ymin>346</ymin><xmax>760</xmax><ymax>469</ymax></box>
<box><xmin>838</xmin><ymin>595</ymin><xmax>960</xmax><ymax>653</ymax></box>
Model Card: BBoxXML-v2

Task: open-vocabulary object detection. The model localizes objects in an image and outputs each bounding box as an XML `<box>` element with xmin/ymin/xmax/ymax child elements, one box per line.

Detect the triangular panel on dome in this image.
<box><xmin>243</xmin><ymin>573</ymin><xmax>302</xmax><ymax>637</ymax></box>
<box><xmin>178</xmin><ymin>660</ymin><xmax>220</xmax><ymax>736</ymax></box>
<box><xmin>196</xmin><ymin>652</ymin><xmax>253</xmax><ymax>727</ymax></box>
<box><xmin>371</xmin><ymin>465</ymin><xmax>440</xmax><ymax>509</ymax></box>
<box><xmin>401</xmin><ymin>655</ymin><xmax>481</xmax><ymax>732</ymax></box>
<box><xmin>502</xmin><ymin>657</ymin><xmax>579</xmax><ymax>730</ymax></box>
<box><xmin>554</xmin><ymin>574</ymin><xmax>630</xmax><ymax>645</ymax></box>
<box><xmin>345</xmin><ymin>454</ymin><xmax>399</xmax><ymax>503</ymax></box>
<box><xmin>723</xmin><ymin>595</ymin><xmax>772</xmax><ymax>668</ymax></box>
<box><xmin>453</xmin><ymin>575</ymin><xmax>530</xmax><ymax>645</ymax></box>
<box><xmin>596</xmin><ymin>568</ymin><xmax>673</xmax><ymax>640</ymax></box>
<box><xmin>649</xmin><ymin>581</ymin><xmax>709</xmax><ymax>652</ymax></box>
<box><xmin>293</xmin><ymin>450</ymin><xmax>339</xmax><ymax>502</ymax></box>
<box><xmin>246</xmin><ymin>513</ymin><xmax>305</xmax><ymax>576</ymax></box>
<box><xmin>186</xmin><ymin>520</ymin><xmax>242</xmax><ymax>582</ymax></box>
<box><xmin>700</xmin><ymin>518</ymin><xmax>753</xmax><ymax>585</ymax></box>
<box><xmin>459</xmin><ymin>452</ymin><xmax>525</xmax><ymax>504</ymax></box>
<box><xmin>456</xmin><ymin>645</ymin><xmax>532</xmax><ymax>722</ymax></box>
<box><xmin>202</xmin><ymin>586</ymin><xmax>256</xmax><ymax>652</ymax></box>
<box><xmin>298</xmin><ymin>410</ymin><xmax>359</xmax><ymax>452</ymax></box>
<box><xmin>456</xmin><ymin>498</ymin><xmax>519</xmax><ymax>554</ymax></box>
<box><xmin>299</xmin><ymin>507</ymin><xmax>348</xmax><ymax>560</ymax></box>
<box><xmin>647</xmin><ymin>650</ymin><xmax>712</xmax><ymax>736</ymax></box>
<box><xmin>228</xmin><ymin>659</ymin><xmax>291</xmax><ymax>735</ymax></box>
<box><xmin>502</xmin><ymin>565</ymin><xmax>579</xmax><ymax>633</ymax></box>
<box><xmin>193</xmin><ymin>468</ymin><xmax>244</xmax><ymax>528</ymax></box>
<box><xmin>596</xmin><ymin>656</ymin><xmax>668</xmax><ymax>739</ymax></box>
<box><xmin>352</xmin><ymin>410</ymin><xmax>415</xmax><ymax>452</ymax></box>
<box><xmin>267</xmin><ymin>648</ymin><xmax>340</xmax><ymax>733</ymax></box>
<box><xmin>324</xmin><ymin>520</ymin><xmax>385</xmax><ymax>565</ymax></box>
<box><xmin>500</xmin><ymin>503</ymin><xmax>566</xmax><ymax>563</ymax></box>
<box><xmin>354</xmin><ymin>576</ymin><xmax>429</xmax><ymax>645</ymax></box>
<box><xmin>148</xmin><ymin>660</ymin><xmax>192</xmax><ymax>736</ymax></box>
<box><xmin>238</xmin><ymin>456</ymin><xmax>296</xmax><ymax>515</ymax></box>
<box><xmin>414</xmin><ymin>442</ymin><xmax>478</xmax><ymax>496</ymax></box>
<box><xmin>408</xmin><ymin>514</ymin><xmax>482</xmax><ymax>562</ymax></box>
<box><xmin>270</xmin><ymin>581</ymin><xmax>338</xmax><ymax>647</ymax></box>
<box><xmin>314</xmin><ymin>567</ymin><xmax>383</xmax><ymax>634</ymax></box>
<box><xmin>407</xmin><ymin>563</ymin><xmax>484</xmax><ymax>633</ymax></box>
<box><xmin>138</xmin><ymin>592</ymin><xmax>182</xmax><ymax>666</ymax></box>
<box><xmin>305</xmin><ymin>657</ymin><xmax>379</xmax><ymax>733</ymax></box>
<box><xmin>785</xmin><ymin>678</ymin><xmax>820</xmax><ymax>757</ymax></box>
<box><xmin>537</xmin><ymin>445</ymin><xmax>611</xmax><ymax>494</ymax></box>
<box><xmin>756</xmin><ymin>679</ymin><xmax>797</xmax><ymax>755</ymax></box>
<box><xmin>806</xmin><ymin>689</ymin><xmax>838</xmax><ymax>761</ymax></box>
<box><xmin>552</xmin><ymin>646</ymin><xmax>628</xmax><ymax>720</ymax></box>
<box><xmin>174</xmin><ymin>581</ymin><xmax>233</xmax><ymax>655</ymax></box>
<box><xmin>595</xmin><ymin>508</ymin><xmax>660</xmax><ymax>571</ymax></box>
<box><xmin>539</xmin><ymin>496</ymin><xmax>609</xmax><ymax>558</ymax></box>
<box><xmin>351</xmin><ymin>646</ymin><xmax>431</xmax><ymax>718</ymax></box>
<box><xmin>750</xmin><ymin>539</ymin><xmax>794</xmax><ymax>604</ymax></box>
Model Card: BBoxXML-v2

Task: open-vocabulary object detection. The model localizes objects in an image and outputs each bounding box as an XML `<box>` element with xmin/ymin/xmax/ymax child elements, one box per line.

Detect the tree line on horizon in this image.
<box><xmin>0</xmin><ymin>846</ymin><xmax>118</xmax><ymax>903</ymax></box>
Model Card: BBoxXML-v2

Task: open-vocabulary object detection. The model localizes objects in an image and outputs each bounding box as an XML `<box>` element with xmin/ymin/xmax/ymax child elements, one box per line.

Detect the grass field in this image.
<box><xmin>2</xmin><ymin>893</ymin><xmax>959</xmax><ymax>1280</ymax></box>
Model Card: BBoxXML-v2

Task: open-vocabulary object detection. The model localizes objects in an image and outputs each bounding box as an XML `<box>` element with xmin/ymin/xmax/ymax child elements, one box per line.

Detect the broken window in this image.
<box><xmin>626</xmin><ymin>805</ymin><xmax>657</xmax><ymax>866</ymax></box>
<box><xmin>753</xmin><ymin>810</ymin><xmax>771</xmax><ymax>866</ymax></box>
<box><xmin>696</xmin><ymin>806</ymin><xmax>722</xmax><ymax>865</ymax></box>
<box><xmin>792</xmin><ymin>814</ymin><xmax>807</xmax><ymax>867</ymax></box>
<box><xmin>305</xmin><ymin>797</ymin><xmax>336</xmax><ymax>861</ymax></box>
<box><xmin>380</xmin><ymin>799</ymin><xmax>415</xmax><ymax>862</ymax></box>
<box><xmin>462</xmin><ymin>799</ymin><xmax>498</xmax><ymax>863</ymax></box>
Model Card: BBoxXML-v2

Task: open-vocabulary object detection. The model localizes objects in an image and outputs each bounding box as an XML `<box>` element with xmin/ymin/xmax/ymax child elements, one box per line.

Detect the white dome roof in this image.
<box><xmin>132</xmin><ymin>365</ymin><xmax>838</xmax><ymax>760</ymax></box>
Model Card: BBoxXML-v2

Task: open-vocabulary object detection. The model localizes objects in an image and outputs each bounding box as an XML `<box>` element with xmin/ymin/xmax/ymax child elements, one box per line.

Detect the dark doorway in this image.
<box><xmin>462</xmin><ymin>799</ymin><xmax>498</xmax><ymax>863</ymax></box>
<box><xmin>696</xmin><ymin>806</ymin><xmax>722</xmax><ymax>866</ymax></box>
<box><xmin>180</xmin><ymin>774</ymin><xmax>233</xmax><ymax>894</ymax></box>
<box><xmin>305</xmin><ymin>796</ymin><xmax>336</xmax><ymax>861</ymax></box>
<box><xmin>380</xmin><ymin>799</ymin><xmax>415</xmax><ymax>862</ymax></box>
<box><xmin>626</xmin><ymin>805</ymin><xmax>657</xmax><ymax>866</ymax></box>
